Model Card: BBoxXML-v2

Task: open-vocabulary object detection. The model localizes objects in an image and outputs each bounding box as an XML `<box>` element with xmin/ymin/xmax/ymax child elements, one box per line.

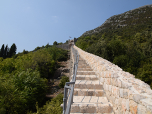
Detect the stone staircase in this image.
<box><xmin>70</xmin><ymin>56</ymin><xmax>113</xmax><ymax>114</ymax></box>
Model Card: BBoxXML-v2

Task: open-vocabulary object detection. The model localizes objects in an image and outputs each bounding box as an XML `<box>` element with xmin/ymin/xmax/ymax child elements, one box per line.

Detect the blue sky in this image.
<box><xmin>0</xmin><ymin>0</ymin><xmax>152</xmax><ymax>53</ymax></box>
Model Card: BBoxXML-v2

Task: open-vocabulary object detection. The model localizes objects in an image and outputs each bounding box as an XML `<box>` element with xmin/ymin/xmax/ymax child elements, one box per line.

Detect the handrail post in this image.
<box><xmin>63</xmin><ymin>87</ymin><xmax>67</xmax><ymax>114</ymax></box>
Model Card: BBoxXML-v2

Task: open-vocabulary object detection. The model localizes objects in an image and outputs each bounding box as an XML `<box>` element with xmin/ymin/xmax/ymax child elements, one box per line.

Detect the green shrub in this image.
<box><xmin>59</xmin><ymin>76</ymin><xmax>69</xmax><ymax>88</ymax></box>
<box><xmin>137</xmin><ymin>64</ymin><xmax>152</xmax><ymax>88</ymax></box>
<box><xmin>0</xmin><ymin>46</ymin><xmax>68</xmax><ymax>114</ymax></box>
<box><xmin>0</xmin><ymin>69</ymin><xmax>47</xmax><ymax>114</ymax></box>
<box><xmin>113</xmin><ymin>55</ymin><xmax>129</xmax><ymax>68</ymax></box>
<box><xmin>29</xmin><ymin>93</ymin><xmax>63</xmax><ymax>114</ymax></box>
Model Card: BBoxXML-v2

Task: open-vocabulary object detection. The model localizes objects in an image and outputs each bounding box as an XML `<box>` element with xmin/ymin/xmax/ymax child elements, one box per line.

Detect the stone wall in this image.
<box><xmin>56</xmin><ymin>44</ymin><xmax>70</xmax><ymax>50</ymax></box>
<box><xmin>74</xmin><ymin>45</ymin><xmax>152</xmax><ymax>114</ymax></box>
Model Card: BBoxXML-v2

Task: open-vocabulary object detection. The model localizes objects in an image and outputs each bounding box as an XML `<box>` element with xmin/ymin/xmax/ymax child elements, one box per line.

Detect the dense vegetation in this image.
<box><xmin>0</xmin><ymin>43</ymin><xmax>17</xmax><ymax>59</ymax></box>
<box><xmin>28</xmin><ymin>93</ymin><xmax>63</xmax><ymax>114</ymax></box>
<box><xmin>59</xmin><ymin>76</ymin><xmax>69</xmax><ymax>88</ymax></box>
<box><xmin>76</xmin><ymin>5</ymin><xmax>152</xmax><ymax>88</ymax></box>
<box><xmin>0</xmin><ymin>45</ymin><xmax>68</xmax><ymax>114</ymax></box>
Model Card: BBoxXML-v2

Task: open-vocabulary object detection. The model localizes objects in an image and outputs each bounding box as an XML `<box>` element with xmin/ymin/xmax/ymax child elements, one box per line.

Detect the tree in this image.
<box><xmin>9</xmin><ymin>43</ymin><xmax>17</xmax><ymax>57</ymax></box>
<box><xmin>23</xmin><ymin>49</ymin><xmax>28</xmax><ymax>54</ymax></box>
<box><xmin>0</xmin><ymin>44</ymin><xmax>5</xmax><ymax>58</ymax></box>
<box><xmin>33</xmin><ymin>46</ymin><xmax>41</xmax><ymax>51</ymax></box>
<box><xmin>53</xmin><ymin>41</ymin><xmax>58</xmax><ymax>46</ymax></box>
<box><xmin>58</xmin><ymin>42</ymin><xmax>63</xmax><ymax>45</ymax></box>
<box><xmin>45</xmin><ymin>43</ymin><xmax>50</xmax><ymax>48</ymax></box>
<box><xmin>4</xmin><ymin>45</ymin><xmax>9</xmax><ymax>59</ymax></box>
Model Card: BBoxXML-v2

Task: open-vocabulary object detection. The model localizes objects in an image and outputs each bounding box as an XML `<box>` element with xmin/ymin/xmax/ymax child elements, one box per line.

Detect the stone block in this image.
<box><xmin>110</xmin><ymin>95</ymin><xmax>115</xmax><ymax>105</ymax></box>
<box><xmin>107</xmin><ymin>78</ymin><xmax>111</xmax><ymax>85</ymax></box>
<box><xmin>126</xmin><ymin>99</ymin><xmax>129</xmax><ymax>111</ymax></box>
<box><xmin>96</xmin><ymin>103</ymin><xmax>113</xmax><ymax>113</ymax></box>
<box><xmin>121</xmin><ymin>80</ymin><xmax>132</xmax><ymax>89</ymax></box>
<box><xmin>70</xmin><ymin>104</ymin><xmax>80</xmax><ymax>113</ymax></box>
<box><xmin>119</xmin><ymin>88</ymin><xmax>123</xmax><ymax>98</ymax></box>
<box><xmin>87</xmin><ymin>90</ymin><xmax>94</xmax><ymax>96</ymax></box>
<box><xmin>94</xmin><ymin>84</ymin><xmax>103</xmax><ymax>89</ymax></box>
<box><xmin>112</xmin><ymin>86</ymin><xmax>119</xmax><ymax>98</ymax></box>
<box><xmin>95</xmin><ymin>90</ymin><xmax>104</xmax><ymax>96</ymax></box>
<box><xmin>129</xmin><ymin>100</ymin><xmax>138</xmax><ymax>114</ymax></box>
<box><xmin>123</xmin><ymin>89</ymin><xmax>129</xmax><ymax>99</ymax></box>
<box><xmin>137</xmin><ymin>104</ymin><xmax>146</xmax><ymax>114</ymax></box>
<box><xmin>73</xmin><ymin>90</ymin><xmax>78</xmax><ymax>95</ymax></box>
<box><xmin>100</xmin><ymin>77</ymin><xmax>104</xmax><ymax>83</ymax></box>
<box><xmin>106</xmin><ymin>84</ymin><xmax>109</xmax><ymax>91</ymax></box>
<box><xmin>117</xmin><ymin>79</ymin><xmax>122</xmax><ymax>87</ymax></box>
<box><xmin>78</xmin><ymin>90</ymin><xmax>87</xmax><ymax>96</ymax></box>
<box><xmin>112</xmin><ymin>73</ymin><xmax>119</xmax><ymax>78</ymax></box>
<box><xmin>109</xmin><ymin>85</ymin><xmax>112</xmax><ymax>92</ymax></box>
<box><xmin>118</xmin><ymin>97</ymin><xmax>123</xmax><ymax>107</ymax></box>
<box><xmin>85</xmin><ymin>104</ymin><xmax>96</xmax><ymax>113</ymax></box>
<box><xmin>133</xmin><ymin>94</ymin><xmax>147</xmax><ymax>104</ymax></box>
<box><xmin>114</xmin><ymin>98</ymin><xmax>119</xmax><ymax>107</ymax></box>
<box><xmin>140</xmin><ymin>98</ymin><xmax>152</xmax><ymax>112</ymax></box>
<box><xmin>103</xmin><ymin>83</ymin><xmax>106</xmax><ymax>90</ymax></box>
<box><xmin>117</xmin><ymin>105</ymin><xmax>123</xmax><ymax>114</ymax></box>
<box><xmin>121</xmin><ymin>99</ymin><xmax>127</xmax><ymax>113</ymax></box>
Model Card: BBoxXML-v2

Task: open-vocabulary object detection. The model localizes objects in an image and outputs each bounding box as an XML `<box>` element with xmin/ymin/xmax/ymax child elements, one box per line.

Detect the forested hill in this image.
<box><xmin>76</xmin><ymin>4</ymin><xmax>152</xmax><ymax>88</ymax></box>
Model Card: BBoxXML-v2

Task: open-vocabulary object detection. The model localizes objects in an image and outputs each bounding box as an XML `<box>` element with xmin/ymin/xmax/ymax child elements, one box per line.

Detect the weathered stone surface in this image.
<box><xmin>119</xmin><ymin>88</ymin><xmax>123</xmax><ymax>98</ymax></box>
<box><xmin>133</xmin><ymin>94</ymin><xmax>147</xmax><ymax>104</ymax></box>
<box><xmin>137</xmin><ymin>104</ymin><xmax>146</xmax><ymax>114</ymax></box>
<box><xmin>73</xmin><ymin>45</ymin><xmax>152</xmax><ymax>114</ymax></box>
<box><xmin>129</xmin><ymin>100</ymin><xmax>138</xmax><ymax>114</ymax></box>
<box><xmin>123</xmin><ymin>89</ymin><xmax>129</xmax><ymax>99</ymax></box>
<box><xmin>96</xmin><ymin>103</ymin><xmax>113</xmax><ymax>113</ymax></box>
<box><xmin>70</xmin><ymin>104</ymin><xmax>80</xmax><ymax>113</ymax></box>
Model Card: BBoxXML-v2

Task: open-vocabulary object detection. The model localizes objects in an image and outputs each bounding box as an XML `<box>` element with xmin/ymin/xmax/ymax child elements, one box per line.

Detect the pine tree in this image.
<box><xmin>0</xmin><ymin>44</ymin><xmax>5</xmax><ymax>58</ymax></box>
<box><xmin>4</xmin><ymin>45</ymin><xmax>9</xmax><ymax>59</ymax></box>
<box><xmin>9</xmin><ymin>43</ymin><xmax>17</xmax><ymax>57</ymax></box>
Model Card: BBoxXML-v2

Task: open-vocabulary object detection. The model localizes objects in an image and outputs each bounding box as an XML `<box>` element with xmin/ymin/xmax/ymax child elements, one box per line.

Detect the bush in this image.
<box><xmin>0</xmin><ymin>69</ymin><xmax>47</xmax><ymax>114</ymax></box>
<box><xmin>29</xmin><ymin>93</ymin><xmax>63</xmax><ymax>114</ymax></box>
<box><xmin>0</xmin><ymin>46</ymin><xmax>68</xmax><ymax>113</ymax></box>
<box><xmin>113</xmin><ymin>55</ymin><xmax>129</xmax><ymax>68</ymax></box>
<box><xmin>137</xmin><ymin>64</ymin><xmax>152</xmax><ymax>88</ymax></box>
<box><xmin>59</xmin><ymin>76</ymin><xmax>69</xmax><ymax>88</ymax></box>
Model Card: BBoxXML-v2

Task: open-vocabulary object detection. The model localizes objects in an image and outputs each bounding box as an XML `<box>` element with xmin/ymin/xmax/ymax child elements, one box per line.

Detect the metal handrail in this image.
<box><xmin>63</xmin><ymin>45</ymin><xmax>79</xmax><ymax>114</ymax></box>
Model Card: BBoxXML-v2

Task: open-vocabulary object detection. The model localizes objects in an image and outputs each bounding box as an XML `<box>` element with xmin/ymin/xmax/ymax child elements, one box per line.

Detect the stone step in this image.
<box><xmin>74</xmin><ymin>89</ymin><xmax>104</xmax><ymax>96</ymax></box>
<box><xmin>70</xmin><ymin>96</ymin><xmax>113</xmax><ymax>113</ymax></box>
<box><xmin>77</xmin><ymin>68</ymin><xmax>93</xmax><ymax>71</ymax></box>
<box><xmin>77</xmin><ymin>71</ymin><xmax>96</xmax><ymax>75</ymax></box>
<box><xmin>70</xmin><ymin>112</ymin><xmax>114</xmax><ymax>114</ymax></box>
<box><xmin>72</xmin><ymin>96</ymin><xmax>109</xmax><ymax>105</ymax></box>
<box><xmin>78</xmin><ymin>63</ymin><xmax>88</xmax><ymax>65</ymax></box>
<box><xmin>76</xmin><ymin>75</ymin><xmax>98</xmax><ymax>80</ymax></box>
<box><xmin>78</xmin><ymin>61</ymin><xmax>88</xmax><ymax>64</ymax></box>
<box><xmin>75</xmin><ymin>80</ymin><xmax>103</xmax><ymax>89</ymax></box>
<box><xmin>70</xmin><ymin>103</ymin><xmax>113</xmax><ymax>113</ymax></box>
<box><xmin>78</xmin><ymin>65</ymin><xmax>91</xmax><ymax>68</ymax></box>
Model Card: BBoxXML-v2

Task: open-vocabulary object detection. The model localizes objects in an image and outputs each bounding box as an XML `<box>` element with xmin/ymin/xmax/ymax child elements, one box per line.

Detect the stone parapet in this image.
<box><xmin>74</xmin><ymin>45</ymin><xmax>152</xmax><ymax>114</ymax></box>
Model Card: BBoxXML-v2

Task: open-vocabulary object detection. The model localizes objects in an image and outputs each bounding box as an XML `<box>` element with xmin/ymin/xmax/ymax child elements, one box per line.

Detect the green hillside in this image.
<box><xmin>0</xmin><ymin>46</ymin><xmax>67</xmax><ymax>114</ymax></box>
<box><xmin>76</xmin><ymin>4</ymin><xmax>152</xmax><ymax>88</ymax></box>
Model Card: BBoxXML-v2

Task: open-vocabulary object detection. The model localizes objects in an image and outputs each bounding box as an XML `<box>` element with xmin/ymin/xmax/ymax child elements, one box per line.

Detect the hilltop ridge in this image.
<box><xmin>81</xmin><ymin>4</ymin><xmax>152</xmax><ymax>37</ymax></box>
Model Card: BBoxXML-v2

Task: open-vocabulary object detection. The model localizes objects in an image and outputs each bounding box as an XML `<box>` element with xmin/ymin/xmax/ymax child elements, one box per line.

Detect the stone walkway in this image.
<box><xmin>70</xmin><ymin>56</ymin><xmax>113</xmax><ymax>114</ymax></box>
